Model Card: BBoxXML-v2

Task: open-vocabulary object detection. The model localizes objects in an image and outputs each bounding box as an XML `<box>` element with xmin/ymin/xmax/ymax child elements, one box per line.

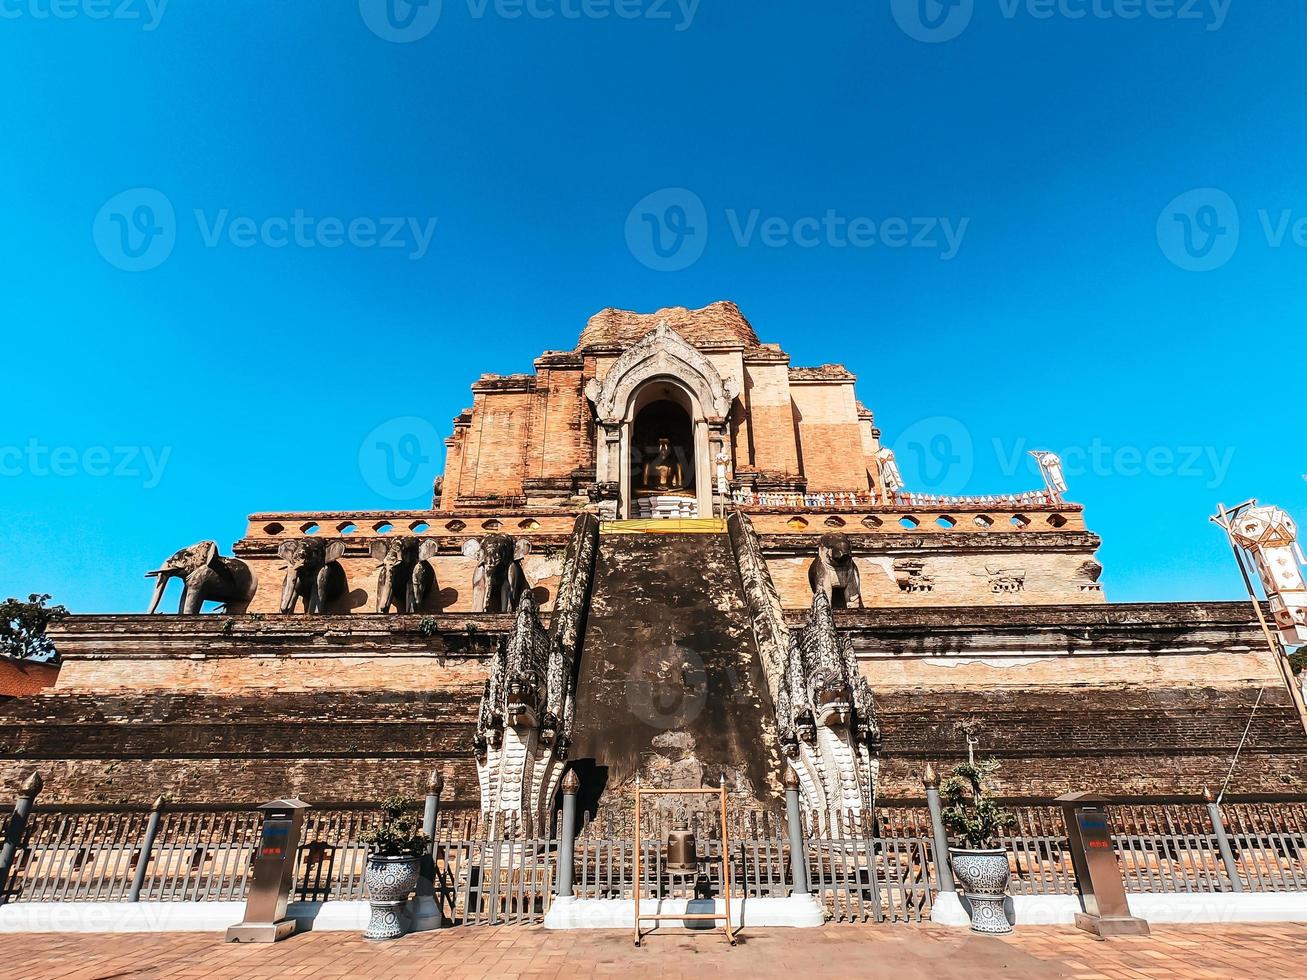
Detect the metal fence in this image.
<box><xmin>2</xmin><ymin>795</ymin><xmax>1305</xmax><ymax>924</ymax></box>
<box><xmin>989</xmin><ymin>802</ymin><xmax>1307</xmax><ymax>897</ymax></box>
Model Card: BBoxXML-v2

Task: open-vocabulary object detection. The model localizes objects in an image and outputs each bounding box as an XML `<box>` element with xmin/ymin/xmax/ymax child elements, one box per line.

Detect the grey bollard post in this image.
<box><xmin>923</xmin><ymin>764</ymin><xmax>955</xmax><ymax>894</ymax></box>
<box><xmin>556</xmin><ymin>769</ymin><xmax>580</xmax><ymax>899</ymax></box>
<box><xmin>128</xmin><ymin>795</ymin><xmax>166</xmax><ymax>903</ymax></box>
<box><xmin>0</xmin><ymin>771</ymin><xmax>42</xmax><ymax>906</ymax></box>
<box><xmin>410</xmin><ymin>770</ymin><xmax>444</xmax><ymax>931</ymax></box>
<box><xmin>783</xmin><ymin>766</ymin><xmax>810</xmax><ymax>895</ymax></box>
<box><xmin>1203</xmin><ymin>786</ymin><xmax>1243</xmax><ymax>893</ymax></box>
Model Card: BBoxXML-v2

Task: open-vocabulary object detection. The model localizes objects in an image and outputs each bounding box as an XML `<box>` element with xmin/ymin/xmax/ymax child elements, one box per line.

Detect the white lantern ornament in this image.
<box><xmin>1228</xmin><ymin>505</ymin><xmax>1307</xmax><ymax>648</ymax></box>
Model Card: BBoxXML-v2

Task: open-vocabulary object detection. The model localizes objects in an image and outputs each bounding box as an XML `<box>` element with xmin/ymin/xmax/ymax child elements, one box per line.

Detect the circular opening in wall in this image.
<box><xmin>300</xmin><ymin>522</ymin><xmax>319</xmax><ymax>535</ymax></box>
<box><xmin>373</xmin><ymin>522</ymin><xmax>394</xmax><ymax>534</ymax></box>
<box><xmin>337</xmin><ymin>522</ymin><xmax>357</xmax><ymax>535</ymax></box>
<box><xmin>409</xmin><ymin>521</ymin><xmax>430</xmax><ymax>533</ymax></box>
<box><xmin>262</xmin><ymin>523</ymin><xmax>285</xmax><ymax>536</ymax></box>
<box><xmin>899</xmin><ymin>516</ymin><xmax>920</xmax><ymax>530</ymax></box>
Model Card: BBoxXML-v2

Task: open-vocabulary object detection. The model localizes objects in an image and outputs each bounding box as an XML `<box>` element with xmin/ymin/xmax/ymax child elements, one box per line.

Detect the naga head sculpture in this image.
<box><xmin>277</xmin><ymin>538</ymin><xmax>347</xmax><ymax>614</ymax></box>
<box><xmin>803</xmin><ymin>593</ymin><xmax>853</xmax><ymax>727</ymax></box>
<box><xmin>503</xmin><ymin>594</ymin><xmax>550</xmax><ymax>728</ymax></box>
<box><xmin>146</xmin><ymin>540</ymin><xmax>257</xmax><ymax>615</ymax></box>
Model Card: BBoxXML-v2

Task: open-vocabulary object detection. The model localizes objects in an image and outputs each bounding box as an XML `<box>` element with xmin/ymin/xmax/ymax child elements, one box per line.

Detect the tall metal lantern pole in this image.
<box><xmin>1210</xmin><ymin>499</ymin><xmax>1307</xmax><ymax>744</ymax></box>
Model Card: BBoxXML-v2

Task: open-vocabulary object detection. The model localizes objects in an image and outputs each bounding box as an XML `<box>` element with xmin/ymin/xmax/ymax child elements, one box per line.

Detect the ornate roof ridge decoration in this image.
<box><xmin>584</xmin><ymin>320</ymin><xmax>740</xmax><ymax>421</ymax></box>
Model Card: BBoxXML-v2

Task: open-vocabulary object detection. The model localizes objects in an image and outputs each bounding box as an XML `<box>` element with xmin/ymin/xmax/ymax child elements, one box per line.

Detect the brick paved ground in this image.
<box><xmin>3</xmin><ymin>923</ymin><xmax>1304</xmax><ymax>980</ymax></box>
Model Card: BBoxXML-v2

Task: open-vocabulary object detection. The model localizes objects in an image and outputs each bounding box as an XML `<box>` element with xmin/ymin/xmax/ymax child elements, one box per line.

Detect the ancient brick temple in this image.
<box><xmin>4</xmin><ymin>302</ymin><xmax>1306</xmax><ymax>822</ymax></box>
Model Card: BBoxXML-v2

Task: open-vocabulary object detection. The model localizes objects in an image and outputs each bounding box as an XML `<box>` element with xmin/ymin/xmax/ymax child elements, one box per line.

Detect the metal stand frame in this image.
<box><xmin>632</xmin><ymin>779</ymin><xmax>736</xmax><ymax>947</ymax></box>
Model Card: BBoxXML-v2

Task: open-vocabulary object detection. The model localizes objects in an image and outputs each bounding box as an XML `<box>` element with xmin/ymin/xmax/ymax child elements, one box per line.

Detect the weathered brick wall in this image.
<box><xmin>456</xmin><ymin>384</ymin><xmax>534</xmax><ymax>501</ymax></box>
<box><xmin>823</xmin><ymin>603</ymin><xmax>1307</xmax><ymax>799</ymax></box>
<box><xmin>789</xmin><ymin>379</ymin><xmax>868</xmax><ymax>491</ymax></box>
<box><xmin>8</xmin><ymin>603</ymin><xmax>1303</xmax><ymax>807</ymax></box>
<box><xmin>765</xmin><ymin>530</ymin><xmax>1105</xmax><ymax>608</ymax></box>
<box><xmin>524</xmin><ymin>361</ymin><xmax>590</xmax><ymax>484</ymax></box>
<box><xmin>1</xmin><ymin>616</ymin><xmax>508</xmax><ymax>805</ymax></box>
<box><xmin>741</xmin><ymin>361</ymin><xmax>800</xmax><ymax>475</ymax></box>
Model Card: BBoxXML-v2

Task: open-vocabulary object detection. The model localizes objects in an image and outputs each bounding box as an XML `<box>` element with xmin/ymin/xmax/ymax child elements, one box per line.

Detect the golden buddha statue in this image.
<box><xmin>639</xmin><ymin>437</ymin><xmax>686</xmax><ymax>493</ymax></box>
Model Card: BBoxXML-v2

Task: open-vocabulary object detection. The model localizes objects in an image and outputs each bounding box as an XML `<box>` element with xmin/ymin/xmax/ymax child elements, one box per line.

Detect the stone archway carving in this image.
<box><xmin>584</xmin><ymin>321</ymin><xmax>738</xmax><ymax>518</ymax></box>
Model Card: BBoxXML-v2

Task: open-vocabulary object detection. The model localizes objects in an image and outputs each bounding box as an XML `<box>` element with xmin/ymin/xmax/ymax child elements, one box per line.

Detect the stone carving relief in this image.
<box><xmin>369</xmin><ymin>537</ymin><xmax>438</xmax><ymax>613</ymax></box>
<box><xmin>476</xmin><ymin>515</ymin><xmax>599</xmax><ymax>825</ymax></box>
<box><xmin>461</xmin><ymin>535</ymin><xmax>531</xmax><ymax>613</ymax></box>
<box><xmin>277</xmin><ymin>539</ymin><xmax>347</xmax><ymax>614</ymax></box>
<box><xmin>777</xmin><ymin>592</ymin><xmax>879</xmax><ymax>831</ymax></box>
<box><xmin>807</xmin><ymin>532</ymin><xmax>864</xmax><ymax>608</ymax></box>
<box><xmin>984</xmin><ymin>565</ymin><xmax>1026</xmax><ymax>594</ymax></box>
<box><xmin>146</xmin><ymin>541</ymin><xmax>257</xmax><ymax>615</ymax></box>
<box><xmin>584</xmin><ymin>320</ymin><xmax>738</xmax><ymax>423</ymax></box>
<box><xmin>1077</xmin><ymin>559</ymin><xmax>1104</xmax><ymax>593</ymax></box>
<box><xmin>892</xmin><ymin>558</ymin><xmax>934</xmax><ymax>593</ymax></box>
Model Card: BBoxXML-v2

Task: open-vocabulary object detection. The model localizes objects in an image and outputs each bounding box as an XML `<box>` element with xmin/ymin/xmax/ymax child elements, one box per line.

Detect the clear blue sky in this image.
<box><xmin>2</xmin><ymin>1</ymin><xmax>1304</xmax><ymax>613</ymax></box>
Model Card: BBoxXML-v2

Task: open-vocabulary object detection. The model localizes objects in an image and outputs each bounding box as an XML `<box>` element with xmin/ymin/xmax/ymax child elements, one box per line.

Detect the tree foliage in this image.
<box><xmin>1289</xmin><ymin>649</ymin><xmax>1306</xmax><ymax>677</ymax></box>
<box><xmin>939</xmin><ymin>757</ymin><xmax>1017</xmax><ymax>850</ymax></box>
<box><xmin>359</xmin><ymin>795</ymin><xmax>430</xmax><ymax>858</ymax></box>
<box><xmin>0</xmin><ymin>593</ymin><xmax>68</xmax><ymax>662</ymax></box>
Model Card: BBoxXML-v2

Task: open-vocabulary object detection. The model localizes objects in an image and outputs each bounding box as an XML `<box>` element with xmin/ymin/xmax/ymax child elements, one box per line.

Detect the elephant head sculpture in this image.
<box><xmin>461</xmin><ymin>534</ymin><xmax>531</xmax><ymax>613</ymax></box>
<box><xmin>369</xmin><ymin>537</ymin><xmax>440</xmax><ymax>613</ymax></box>
<box><xmin>807</xmin><ymin>531</ymin><xmax>863</xmax><ymax>609</ymax></box>
<box><xmin>146</xmin><ymin>540</ymin><xmax>258</xmax><ymax>614</ymax></box>
<box><xmin>277</xmin><ymin>538</ymin><xmax>347</xmax><ymax>614</ymax></box>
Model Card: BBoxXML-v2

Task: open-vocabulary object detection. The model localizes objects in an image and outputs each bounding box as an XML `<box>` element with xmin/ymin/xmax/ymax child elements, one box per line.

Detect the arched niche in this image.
<box><xmin>585</xmin><ymin>322</ymin><xmax>736</xmax><ymax>519</ymax></box>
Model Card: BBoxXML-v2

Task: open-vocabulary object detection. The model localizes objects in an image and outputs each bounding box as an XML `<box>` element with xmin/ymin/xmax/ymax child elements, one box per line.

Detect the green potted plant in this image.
<box><xmin>940</xmin><ymin>758</ymin><xmax>1017</xmax><ymax>934</ymax></box>
<box><xmin>360</xmin><ymin>795</ymin><xmax>430</xmax><ymax>940</ymax></box>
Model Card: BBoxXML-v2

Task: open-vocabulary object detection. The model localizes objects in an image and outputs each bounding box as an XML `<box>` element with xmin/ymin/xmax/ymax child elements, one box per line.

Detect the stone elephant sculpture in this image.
<box><xmin>807</xmin><ymin>531</ymin><xmax>863</xmax><ymax>609</ymax></box>
<box><xmin>462</xmin><ymin>535</ymin><xmax>531</xmax><ymax>613</ymax></box>
<box><xmin>370</xmin><ymin>537</ymin><xmax>439</xmax><ymax>613</ymax></box>
<box><xmin>278</xmin><ymin>538</ymin><xmax>347</xmax><ymax>614</ymax></box>
<box><xmin>146</xmin><ymin>540</ymin><xmax>258</xmax><ymax>614</ymax></box>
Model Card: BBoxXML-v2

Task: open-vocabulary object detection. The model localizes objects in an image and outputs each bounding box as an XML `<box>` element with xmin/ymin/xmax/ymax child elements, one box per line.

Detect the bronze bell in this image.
<box><xmin>666</xmin><ymin>828</ymin><xmax>699</xmax><ymax>874</ymax></box>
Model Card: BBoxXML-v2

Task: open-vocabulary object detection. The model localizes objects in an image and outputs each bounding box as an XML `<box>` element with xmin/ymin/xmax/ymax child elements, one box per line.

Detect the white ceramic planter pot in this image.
<box><xmin>364</xmin><ymin>854</ymin><xmax>421</xmax><ymax>940</ymax></box>
<box><xmin>949</xmin><ymin>848</ymin><xmax>1012</xmax><ymax>934</ymax></box>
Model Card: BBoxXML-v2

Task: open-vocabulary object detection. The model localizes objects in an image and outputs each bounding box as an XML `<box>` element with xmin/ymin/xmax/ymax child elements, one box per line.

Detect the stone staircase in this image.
<box><xmin>566</xmin><ymin>529</ymin><xmax>781</xmax><ymax>812</ymax></box>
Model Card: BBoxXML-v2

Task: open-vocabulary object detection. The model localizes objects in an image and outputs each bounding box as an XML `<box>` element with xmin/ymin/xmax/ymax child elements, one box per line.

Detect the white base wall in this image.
<box><xmin>543</xmin><ymin>894</ymin><xmax>825</xmax><ymax>929</ymax></box>
<box><xmin>930</xmin><ymin>890</ymin><xmax>1307</xmax><ymax>928</ymax></box>
<box><xmin>0</xmin><ymin>901</ymin><xmax>371</xmax><ymax>934</ymax></box>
